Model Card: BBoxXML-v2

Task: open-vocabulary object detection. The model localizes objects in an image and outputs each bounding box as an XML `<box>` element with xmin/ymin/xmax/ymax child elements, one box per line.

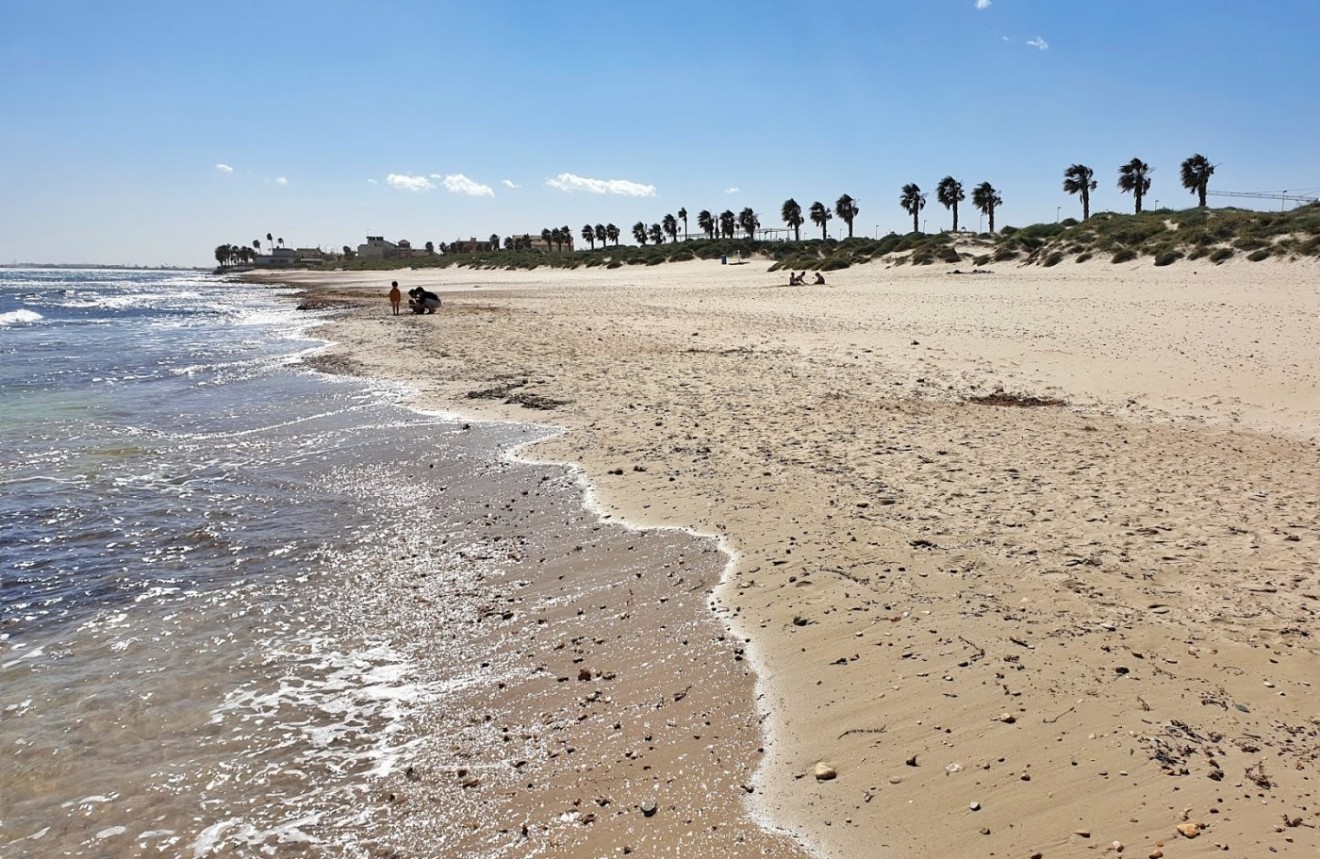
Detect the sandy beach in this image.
<box><xmin>254</xmin><ymin>257</ymin><xmax>1320</xmax><ymax>858</ymax></box>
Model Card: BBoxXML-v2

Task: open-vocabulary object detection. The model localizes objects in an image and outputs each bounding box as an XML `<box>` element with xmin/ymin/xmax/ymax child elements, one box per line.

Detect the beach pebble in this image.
<box><xmin>969</xmin><ymin>801</ymin><xmax>981</xmax><ymax>811</ymax></box>
<box><xmin>814</xmin><ymin>762</ymin><xmax>838</xmax><ymax>781</ymax></box>
<box><xmin>1149</xmin><ymin>851</ymin><xmax>1163</xmax><ymax>859</ymax></box>
<box><xmin>998</xmin><ymin>712</ymin><xmax>1016</xmax><ymax>724</ymax></box>
<box><xmin>639</xmin><ymin>800</ymin><xmax>657</xmax><ymax>817</ymax></box>
<box><xmin>1176</xmin><ymin>822</ymin><xmax>1200</xmax><ymax>838</ymax></box>
<box><xmin>1112</xmin><ymin>841</ymin><xmax>1124</xmax><ymax>852</ymax></box>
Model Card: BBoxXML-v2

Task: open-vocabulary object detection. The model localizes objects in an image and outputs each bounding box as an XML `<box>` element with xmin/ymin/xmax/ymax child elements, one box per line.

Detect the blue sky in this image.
<box><xmin>2</xmin><ymin>0</ymin><xmax>1317</xmax><ymax>266</ymax></box>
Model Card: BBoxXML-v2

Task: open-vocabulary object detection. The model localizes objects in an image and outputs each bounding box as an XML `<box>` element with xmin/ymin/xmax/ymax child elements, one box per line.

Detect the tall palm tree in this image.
<box><xmin>606</xmin><ymin>223</ymin><xmax>620</xmax><ymax>246</ymax></box>
<box><xmin>697</xmin><ymin>209</ymin><xmax>715</xmax><ymax>239</ymax></box>
<box><xmin>595</xmin><ymin>224</ymin><xmax>607</xmax><ymax>248</ymax></box>
<box><xmin>899</xmin><ymin>184</ymin><xmax>926</xmax><ymax>233</ymax></box>
<box><xmin>1117</xmin><ymin>158</ymin><xmax>1152</xmax><ymax>213</ymax></box>
<box><xmin>781</xmin><ymin>198</ymin><xmax>804</xmax><ymax>241</ymax></box>
<box><xmin>560</xmin><ymin>225</ymin><xmax>572</xmax><ymax>251</ymax></box>
<box><xmin>971</xmin><ymin>182</ymin><xmax>1003</xmax><ymax>233</ymax></box>
<box><xmin>487</xmin><ymin>235</ymin><xmax>498</xmax><ymax>251</ymax></box>
<box><xmin>266</xmin><ymin>232</ymin><xmax>273</xmax><ymax>250</ymax></box>
<box><xmin>1062</xmin><ymin>164</ymin><xmax>1098</xmax><ymax>221</ymax></box>
<box><xmin>277</xmin><ymin>237</ymin><xmax>284</xmax><ymax>249</ymax></box>
<box><xmin>648</xmin><ymin>223</ymin><xmax>664</xmax><ymax>245</ymax></box>
<box><xmin>809</xmin><ymin>201</ymin><xmax>832</xmax><ymax>240</ymax></box>
<box><xmin>541</xmin><ymin>227</ymin><xmax>553</xmax><ymax>249</ymax></box>
<box><xmin>632</xmin><ymin>222</ymin><xmax>648</xmax><ymax>245</ymax></box>
<box><xmin>738</xmin><ymin>207</ymin><xmax>759</xmax><ymax>240</ymax></box>
<box><xmin>662</xmin><ymin>213</ymin><xmax>678</xmax><ymax>243</ymax></box>
<box><xmin>253</xmin><ymin>239</ymin><xmax>261</xmax><ymax>255</ymax></box>
<box><xmin>1180</xmin><ymin>153</ymin><xmax>1215</xmax><ymax>207</ymax></box>
<box><xmin>834</xmin><ymin>194</ymin><xmax>859</xmax><ymax>238</ymax></box>
<box><xmin>581</xmin><ymin>224</ymin><xmax>596</xmax><ymax>250</ymax></box>
<box><xmin>677</xmin><ymin>207</ymin><xmax>688</xmax><ymax>240</ymax></box>
<box><xmin>215</xmin><ymin>244</ymin><xmax>231</xmax><ymax>267</ymax></box>
<box><xmin>936</xmin><ymin>177</ymin><xmax>965</xmax><ymax>231</ymax></box>
<box><xmin>719</xmin><ymin>210</ymin><xmax>736</xmax><ymax>239</ymax></box>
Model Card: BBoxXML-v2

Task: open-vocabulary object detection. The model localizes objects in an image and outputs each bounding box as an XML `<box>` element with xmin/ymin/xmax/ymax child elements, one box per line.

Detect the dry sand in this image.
<box><xmin>254</xmin><ymin>257</ymin><xmax>1320</xmax><ymax>858</ymax></box>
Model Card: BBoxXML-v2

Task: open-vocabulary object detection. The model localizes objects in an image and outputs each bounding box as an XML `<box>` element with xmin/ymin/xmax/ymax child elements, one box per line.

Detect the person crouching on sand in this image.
<box><xmin>388</xmin><ymin>281</ymin><xmax>402</xmax><ymax>315</ymax></box>
<box><xmin>408</xmin><ymin>287</ymin><xmax>441</xmax><ymax>314</ymax></box>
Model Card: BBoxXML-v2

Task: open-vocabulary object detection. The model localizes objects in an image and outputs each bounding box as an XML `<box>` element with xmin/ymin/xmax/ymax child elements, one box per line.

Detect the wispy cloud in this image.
<box><xmin>1027</xmin><ymin>36</ymin><xmax>1049</xmax><ymax>50</ymax></box>
<box><xmin>386</xmin><ymin>173</ymin><xmax>435</xmax><ymax>192</ymax></box>
<box><xmin>502</xmin><ymin>179</ymin><xmax>521</xmax><ymax>190</ymax></box>
<box><xmin>442</xmin><ymin>174</ymin><xmax>494</xmax><ymax>197</ymax></box>
<box><xmin>546</xmin><ymin>172</ymin><xmax>656</xmax><ymax>197</ymax></box>
<box><xmin>975</xmin><ymin>0</ymin><xmax>991</xmax><ymax>9</ymax></box>
<box><xmin>367</xmin><ymin>178</ymin><xmax>378</xmax><ymax>185</ymax></box>
<box><xmin>215</xmin><ymin>163</ymin><xmax>233</xmax><ymax>174</ymax></box>
<box><xmin>725</xmin><ymin>187</ymin><xmax>740</xmax><ymax>195</ymax></box>
<box><xmin>275</xmin><ymin>176</ymin><xmax>288</xmax><ymax>186</ymax></box>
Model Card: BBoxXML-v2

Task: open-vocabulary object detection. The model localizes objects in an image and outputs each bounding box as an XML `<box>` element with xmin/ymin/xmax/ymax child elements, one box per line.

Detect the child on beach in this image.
<box><xmin>388</xmin><ymin>281</ymin><xmax>401</xmax><ymax>315</ymax></box>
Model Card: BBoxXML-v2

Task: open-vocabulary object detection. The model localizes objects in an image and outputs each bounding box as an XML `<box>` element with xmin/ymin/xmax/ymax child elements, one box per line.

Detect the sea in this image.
<box><xmin>0</xmin><ymin>269</ymin><xmax>717</xmax><ymax>857</ymax></box>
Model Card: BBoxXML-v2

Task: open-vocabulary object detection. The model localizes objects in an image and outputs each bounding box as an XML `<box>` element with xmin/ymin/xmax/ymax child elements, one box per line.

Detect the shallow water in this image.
<box><xmin>1</xmin><ymin>270</ymin><xmax>725</xmax><ymax>857</ymax></box>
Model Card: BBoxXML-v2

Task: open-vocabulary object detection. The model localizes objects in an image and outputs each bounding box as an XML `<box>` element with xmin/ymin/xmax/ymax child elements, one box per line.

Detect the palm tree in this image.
<box><xmin>1062</xmin><ymin>164</ymin><xmax>1098</xmax><ymax>221</ymax></box>
<box><xmin>834</xmin><ymin>194</ymin><xmax>859</xmax><ymax>238</ymax></box>
<box><xmin>595</xmin><ymin>224</ymin><xmax>607</xmax><ymax>248</ymax></box>
<box><xmin>698</xmin><ymin>210</ymin><xmax>715</xmax><ymax>239</ymax></box>
<box><xmin>504</xmin><ymin>237</ymin><xmax>514</xmax><ymax>250</ymax></box>
<box><xmin>426</xmin><ymin>240</ymin><xmax>436</xmax><ymax>254</ymax></box>
<box><xmin>781</xmin><ymin>198</ymin><xmax>804</xmax><ymax>241</ymax></box>
<box><xmin>936</xmin><ymin>177</ymin><xmax>965</xmax><ymax>231</ymax></box>
<box><xmin>1181</xmin><ymin>153</ymin><xmax>1215</xmax><ymax>207</ymax></box>
<box><xmin>487</xmin><ymin>234</ymin><xmax>498</xmax><ymax>251</ymax></box>
<box><xmin>561</xmin><ymin>225</ymin><xmax>572</xmax><ymax>251</ymax></box>
<box><xmin>971</xmin><ymin>182</ymin><xmax>1003</xmax><ymax>234</ymax></box>
<box><xmin>266</xmin><ymin>232</ymin><xmax>273</xmax><ymax>250</ymax></box>
<box><xmin>719</xmin><ymin>210</ymin><xmax>736</xmax><ymax>239</ymax></box>
<box><xmin>582</xmin><ymin>224</ymin><xmax>596</xmax><ymax>250</ymax></box>
<box><xmin>253</xmin><ymin>239</ymin><xmax>261</xmax><ymax>255</ymax></box>
<box><xmin>541</xmin><ymin>228</ymin><xmax>553</xmax><ymax>250</ymax></box>
<box><xmin>899</xmin><ymin>184</ymin><xmax>925</xmax><ymax>233</ymax></box>
<box><xmin>1117</xmin><ymin>158</ymin><xmax>1152</xmax><ymax>213</ymax></box>
<box><xmin>662</xmin><ymin>213</ymin><xmax>678</xmax><ymax>243</ymax></box>
<box><xmin>737</xmin><ymin>207</ymin><xmax>759</xmax><ymax>240</ymax></box>
<box><xmin>606</xmin><ymin>223</ymin><xmax>620</xmax><ymax>246</ymax></box>
<box><xmin>648</xmin><ymin>223</ymin><xmax>665</xmax><ymax>244</ymax></box>
<box><xmin>277</xmin><ymin>237</ymin><xmax>284</xmax><ymax>249</ymax></box>
<box><xmin>809</xmin><ymin>201</ymin><xmax>832</xmax><ymax>240</ymax></box>
<box><xmin>215</xmin><ymin>244</ymin><xmax>231</xmax><ymax>267</ymax></box>
<box><xmin>678</xmin><ymin>207</ymin><xmax>688</xmax><ymax>240</ymax></box>
<box><xmin>632</xmin><ymin>222</ymin><xmax>648</xmax><ymax>245</ymax></box>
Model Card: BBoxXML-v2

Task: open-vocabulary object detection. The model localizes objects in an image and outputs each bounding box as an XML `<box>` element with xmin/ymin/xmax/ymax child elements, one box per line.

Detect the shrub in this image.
<box><xmin>1043</xmin><ymin>252</ymin><xmax>1064</xmax><ymax>267</ymax></box>
<box><xmin>1187</xmin><ymin>247</ymin><xmax>1210</xmax><ymax>261</ymax></box>
<box><xmin>993</xmin><ymin>247</ymin><xmax>1019</xmax><ymax>262</ymax></box>
<box><xmin>1154</xmin><ymin>250</ymin><xmax>1183</xmax><ymax>267</ymax></box>
<box><xmin>1234</xmin><ymin>237</ymin><xmax>1268</xmax><ymax>251</ymax></box>
<box><xmin>999</xmin><ymin>225</ymin><xmax>1019</xmax><ymax>236</ymax></box>
<box><xmin>1210</xmin><ymin>247</ymin><xmax>1233</xmax><ymax>264</ymax></box>
<box><xmin>1247</xmin><ymin>248</ymin><xmax>1271</xmax><ymax>262</ymax></box>
<box><xmin>973</xmin><ymin>254</ymin><xmax>991</xmax><ymax>266</ymax></box>
<box><xmin>936</xmin><ymin>246</ymin><xmax>961</xmax><ymax>263</ymax></box>
<box><xmin>1060</xmin><ymin>217</ymin><xmax>1080</xmax><ymax>227</ymax></box>
<box><xmin>819</xmin><ymin>257</ymin><xmax>852</xmax><ymax>271</ymax></box>
<box><xmin>1075</xmin><ymin>252</ymin><xmax>1093</xmax><ymax>263</ymax></box>
<box><xmin>1112</xmin><ymin>248</ymin><xmax>1137</xmax><ymax>264</ymax></box>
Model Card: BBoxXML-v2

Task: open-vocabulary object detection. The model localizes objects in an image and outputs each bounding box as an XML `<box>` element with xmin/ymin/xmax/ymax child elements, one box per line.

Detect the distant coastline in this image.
<box><xmin>1</xmin><ymin>263</ymin><xmax>211</xmax><ymax>272</ymax></box>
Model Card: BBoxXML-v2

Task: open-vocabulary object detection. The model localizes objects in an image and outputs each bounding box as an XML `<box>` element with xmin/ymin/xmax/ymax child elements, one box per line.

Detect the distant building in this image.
<box><xmin>295</xmin><ymin>247</ymin><xmax>331</xmax><ymax>264</ymax></box>
<box><xmin>253</xmin><ymin>247</ymin><xmax>298</xmax><ymax>267</ymax></box>
<box><xmin>357</xmin><ymin>236</ymin><xmax>398</xmax><ymax>260</ymax></box>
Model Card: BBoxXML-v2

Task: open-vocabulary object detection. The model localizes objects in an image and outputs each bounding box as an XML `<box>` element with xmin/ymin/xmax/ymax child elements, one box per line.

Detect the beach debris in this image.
<box><xmin>814</xmin><ymin>762</ymin><xmax>838</xmax><ymax>781</ymax></box>
<box><xmin>998</xmin><ymin>712</ymin><xmax>1016</xmax><ymax>724</ymax></box>
<box><xmin>1176</xmin><ymin>822</ymin><xmax>1200</xmax><ymax>838</ymax></box>
<box><xmin>905</xmin><ymin>754</ymin><xmax>919</xmax><ymax>767</ymax></box>
<box><xmin>969</xmin><ymin>801</ymin><xmax>981</xmax><ymax>811</ymax></box>
<box><xmin>639</xmin><ymin>800</ymin><xmax>658</xmax><ymax>817</ymax></box>
<box><xmin>1112</xmin><ymin>841</ymin><xmax>1124</xmax><ymax>852</ymax></box>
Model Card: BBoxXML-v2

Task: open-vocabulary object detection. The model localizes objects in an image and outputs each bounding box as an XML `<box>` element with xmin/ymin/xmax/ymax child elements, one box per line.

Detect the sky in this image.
<box><xmin>2</xmin><ymin>0</ymin><xmax>1318</xmax><ymax>267</ymax></box>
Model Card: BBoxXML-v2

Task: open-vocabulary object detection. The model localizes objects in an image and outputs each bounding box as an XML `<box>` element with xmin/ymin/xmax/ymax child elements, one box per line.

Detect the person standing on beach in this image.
<box><xmin>388</xmin><ymin>281</ymin><xmax>402</xmax><ymax>316</ymax></box>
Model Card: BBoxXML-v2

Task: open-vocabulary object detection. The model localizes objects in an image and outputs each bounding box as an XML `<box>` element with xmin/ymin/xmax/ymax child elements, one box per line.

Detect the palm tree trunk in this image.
<box><xmin>952</xmin><ymin>205</ymin><xmax>959</xmax><ymax>232</ymax></box>
<box><xmin>989</xmin><ymin>208</ymin><xmax>995</xmax><ymax>234</ymax></box>
<box><xmin>913</xmin><ymin>212</ymin><xmax>919</xmax><ymax>233</ymax></box>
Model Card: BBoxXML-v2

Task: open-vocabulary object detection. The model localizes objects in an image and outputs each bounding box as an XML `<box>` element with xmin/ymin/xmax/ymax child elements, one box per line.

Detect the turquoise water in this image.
<box><xmin>0</xmin><ymin>270</ymin><xmax>617</xmax><ymax>856</ymax></box>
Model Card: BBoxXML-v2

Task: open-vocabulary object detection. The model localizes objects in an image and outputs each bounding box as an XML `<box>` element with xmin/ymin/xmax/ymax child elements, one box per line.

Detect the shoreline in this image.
<box><xmin>254</xmin><ymin>259</ymin><xmax>1319</xmax><ymax>857</ymax></box>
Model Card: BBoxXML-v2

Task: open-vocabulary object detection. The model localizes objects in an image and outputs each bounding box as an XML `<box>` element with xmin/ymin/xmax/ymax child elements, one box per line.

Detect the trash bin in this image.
<box><xmin>720</xmin><ymin>254</ymin><xmax>728</xmax><ymax>265</ymax></box>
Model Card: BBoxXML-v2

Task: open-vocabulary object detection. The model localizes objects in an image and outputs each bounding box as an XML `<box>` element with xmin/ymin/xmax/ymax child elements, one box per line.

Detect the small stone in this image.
<box><xmin>1074</xmin><ymin>829</ymin><xmax>1091</xmax><ymax>838</ymax></box>
<box><xmin>969</xmin><ymin>801</ymin><xmax>981</xmax><ymax>811</ymax></box>
<box><xmin>999</xmin><ymin>713</ymin><xmax>1016</xmax><ymax>724</ymax></box>
<box><xmin>1149</xmin><ymin>851</ymin><xmax>1163</xmax><ymax>859</ymax></box>
<box><xmin>814</xmin><ymin>762</ymin><xmax>838</xmax><ymax>781</ymax></box>
<box><xmin>639</xmin><ymin>800</ymin><xmax>657</xmax><ymax>817</ymax></box>
<box><xmin>1176</xmin><ymin>822</ymin><xmax>1200</xmax><ymax>838</ymax></box>
<box><xmin>888</xmin><ymin>775</ymin><xmax>903</xmax><ymax>785</ymax></box>
<box><xmin>1112</xmin><ymin>841</ymin><xmax>1124</xmax><ymax>852</ymax></box>
<box><xmin>979</xmin><ymin>827</ymin><xmax>991</xmax><ymax>835</ymax></box>
<box><xmin>577</xmin><ymin>668</ymin><xmax>592</xmax><ymax>681</ymax></box>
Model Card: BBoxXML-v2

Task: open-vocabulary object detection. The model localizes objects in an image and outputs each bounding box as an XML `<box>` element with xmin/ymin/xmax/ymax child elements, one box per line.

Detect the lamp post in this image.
<box><xmin>874</xmin><ymin>225</ymin><xmax>880</xmax><ymax>239</ymax></box>
<box><xmin>1056</xmin><ymin>206</ymin><xmax>1061</xmax><ymax>223</ymax></box>
<box><xmin>922</xmin><ymin>219</ymin><xmax>927</xmax><ymax>233</ymax></box>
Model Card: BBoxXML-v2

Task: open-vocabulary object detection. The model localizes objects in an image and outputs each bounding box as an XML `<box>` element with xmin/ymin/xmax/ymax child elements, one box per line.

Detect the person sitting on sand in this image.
<box><xmin>417</xmin><ymin>288</ymin><xmax>441</xmax><ymax>314</ymax></box>
<box><xmin>812</xmin><ymin>272</ymin><xmax>826</xmax><ymax>285</ymax></box>
<box><xmin>388</xmin><ymin>281</ymin><xmax>402</xmax><ymax>316</ymax></box>
<box><xmin>788</xmin><ymin>271</ymin><xmax>803</xmax><ymax>286</ymax></box>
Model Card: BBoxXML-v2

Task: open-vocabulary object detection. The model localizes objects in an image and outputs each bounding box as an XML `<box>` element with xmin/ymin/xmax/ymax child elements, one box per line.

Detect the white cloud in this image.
<box><xmin>215</xmin><ymin>163</ymin><xmax>233</xmax><ymax>173</ymax></box>
<box><xmin>545</xmin><ymin>172</ymin><xmax>656</xmax><ymax>197</ymax></box>
<box><xmin>1027</xmin><ymin>36</ymin><xmax>1049</xmax><ymax>50</ymax></box>
<box><xmin>976</xmin><ymin>0</ymin><xmax>991</xmax><ymax>9</ymax></box>
<box><xmin>386</xmin><ymin>173</ymin><xmax>436</xmax><ymax>192</ymax></box>
<box><xmin>275</xmin><ymin>177</ymin><xmax>288</xmax><ymax>186</ymax></box>
<box><xmin>502</xmin><ymin>179</ymin><xmax>521</xmax><ymax>189</ymax></box>
<box><xmin>367</xmin><ymin>178</ymin><xmax>378</xmax><ymax>185</ymax></box>
<box><xmin>725</xmin><ymin>187</ymin><xmax>740</xmax><ymax>195</ymax></box>
<box><xmin>442</xmin><ymin>174</ymin><xmax>495</xmax><ymax>197</ymax></box>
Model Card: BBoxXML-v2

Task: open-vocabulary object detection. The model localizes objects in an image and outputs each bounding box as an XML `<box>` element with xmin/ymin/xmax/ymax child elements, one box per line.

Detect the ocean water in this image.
<box><xmin>0</xmin><ymin>270</ymin><xmax>716</xmax><ymax>857</ymax></box>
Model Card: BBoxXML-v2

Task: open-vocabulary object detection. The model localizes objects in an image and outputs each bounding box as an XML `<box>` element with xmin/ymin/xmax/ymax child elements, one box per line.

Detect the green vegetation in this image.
<box><xmin>301</xmin><ymin>201</ymin><xmax>1319</xmax><ymax>275</ymax></box>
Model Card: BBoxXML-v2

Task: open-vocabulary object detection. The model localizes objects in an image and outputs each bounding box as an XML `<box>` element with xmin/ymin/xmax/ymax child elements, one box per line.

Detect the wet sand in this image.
<box><xmin>256</xmin><ymin>257</ymin><xmax>1320</xmax><ymax>858</ymax></box>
